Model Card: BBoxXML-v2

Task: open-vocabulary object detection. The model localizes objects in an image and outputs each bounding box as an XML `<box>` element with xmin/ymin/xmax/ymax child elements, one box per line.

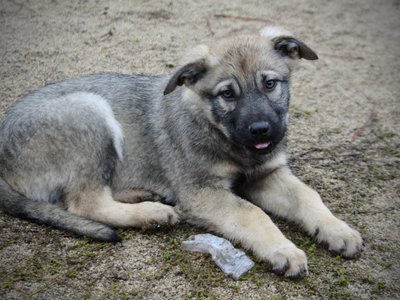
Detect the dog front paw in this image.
<box><xmin>266</xmin><ymin>244</ymin><xmax>308</xmax><ymax>278</ymax></box>
<box><xmin>315</xmin><ymin>219</ymin><xmax>363</xmax><ymax>258</ymax></box>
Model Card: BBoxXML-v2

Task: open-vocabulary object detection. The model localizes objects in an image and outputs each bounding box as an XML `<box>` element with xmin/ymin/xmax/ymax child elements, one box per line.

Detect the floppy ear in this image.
<box><xmin>274</xmin><ymin>37</ymin><xmax>318</xmax><ymax>60</ymax></box>
<box><xmin>163</xmin><ymin>60</ymin><xmax>207</xmax><ymax>95</ymax></box>
<box><xmin>260</xmin><ymin>26</ymin><xmax>318</xmax><ymax>60</ymax></box>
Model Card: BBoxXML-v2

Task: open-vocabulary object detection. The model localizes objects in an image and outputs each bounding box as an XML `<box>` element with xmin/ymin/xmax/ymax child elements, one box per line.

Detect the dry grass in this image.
<box><xmin>0</xmin><ymin>0</ymin><xmax>399</xmax><ymax>299</ymax></box>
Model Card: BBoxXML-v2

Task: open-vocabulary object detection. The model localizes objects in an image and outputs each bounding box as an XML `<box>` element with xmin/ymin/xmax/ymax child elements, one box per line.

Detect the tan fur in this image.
<box><xmin>178</xmin><ymin>187</ymin><xmax>308</xmax><ymax>276</ymax></box>
<box><xmin>113</xmin><ymin>189</ymin><xmax>162</xmax><ymax>203</ymax></box>
<box><xmin>245</xmin><ymin>167</ymin><xmax>363</xmax><ymax>257</ymax></box>
<box><xmin>68</xmin><ymin>187</ymin><xmax>178</xmax><ymax>228</ymax></box>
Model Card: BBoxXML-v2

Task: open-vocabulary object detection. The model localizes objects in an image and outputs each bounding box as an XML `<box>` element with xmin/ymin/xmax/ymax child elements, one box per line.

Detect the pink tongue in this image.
<box><xmin>255</xmin><ymin>142</ymin><xmax>270</xmax><ymax>150</ymax></box>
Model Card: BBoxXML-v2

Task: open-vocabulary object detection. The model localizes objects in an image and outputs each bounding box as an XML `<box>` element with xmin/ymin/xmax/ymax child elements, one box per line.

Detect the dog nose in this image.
<box><xmin>249</xmin><ymin>121</ymin><xmax>270</xmax><ymax>136</ymax></box>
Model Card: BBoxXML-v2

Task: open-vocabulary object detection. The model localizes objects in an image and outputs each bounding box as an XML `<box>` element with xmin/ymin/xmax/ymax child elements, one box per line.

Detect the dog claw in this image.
<box><xmin>273</xmin><ymin>260</ymin><xmax>289</xmax><ymax>275</ymax></box>
<box><xmin>316</xmin><ymin>220</ymin><xmax>363</xmax><ymax>259</ymax></box>
<box><xmin>268</xmin><ymin>246</ymin><xmax>308</xmax><ymax>278</ymax></box>
<box><xmin>287</xmin><ymin>265</ymin><xmax>308</xmax><ymax>279</ymax></box>
<box><xmin>299</xmin><ymin>266</ymin><xmax>308</xmax><ymax>276</ymax></box>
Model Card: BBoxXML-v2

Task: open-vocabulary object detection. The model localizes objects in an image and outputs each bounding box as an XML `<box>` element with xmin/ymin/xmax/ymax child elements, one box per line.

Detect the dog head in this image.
<box><xmin>164</xmin><ymin>27</ymin><xmax>318</xmax><ymax>155</ymax></box>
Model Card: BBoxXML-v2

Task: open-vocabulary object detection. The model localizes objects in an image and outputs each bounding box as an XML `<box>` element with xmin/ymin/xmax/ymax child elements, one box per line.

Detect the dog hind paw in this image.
<box><xmin>135</xmin><ymin>201</ymin><xmax>179</xmax><ymax>229</ymax></box>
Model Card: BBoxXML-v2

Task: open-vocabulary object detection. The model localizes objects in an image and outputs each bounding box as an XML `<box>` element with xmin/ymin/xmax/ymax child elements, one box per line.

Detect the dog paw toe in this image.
<box><xmin>152</xmin><ymin>207</ymin><xmax>179</xmax><ymax>226</ymax></box>
<box><xmin>316</xmin><ymin>220</ymin><xmax>363</xmax><ymax>258</ymax></box>
<box><xmin>136</xmin><ymin>202</ymin><xmax>179</xmax><ymax>229</ymax></box>
<box><xmin>268</xmin><ymin>246</ymin><xmax>308</xmax><ymax>278</ymax></box>
<box><xmin>272</xmin><ymin>259</ymin><xmax>289</xmax><ymax>275</ymax></box>
<box><xmin>167</xmin><ymin>211</ymin><xmax>179</xmax><ymax>225</ymax></box>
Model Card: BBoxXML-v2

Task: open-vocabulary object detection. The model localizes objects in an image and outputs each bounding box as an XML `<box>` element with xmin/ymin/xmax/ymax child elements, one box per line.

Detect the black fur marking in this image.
<box><xmin>224</xmin><ymin>88</ymin><xmax>287</xmax><ymax>154</ymax></box>
<box><xmin>231</xmin><ymin>172</ymin><xmax>247</xmax><ymax>197</ymax></box>
<box><xmin>101</xmin><ymin>139</ymin><xmax>118</xmax><ymax>185</ymax></box>
<box><xmin>48</xmin><ymin>187</ymin><xmax>66</xmax><ymax>205</ymax></box>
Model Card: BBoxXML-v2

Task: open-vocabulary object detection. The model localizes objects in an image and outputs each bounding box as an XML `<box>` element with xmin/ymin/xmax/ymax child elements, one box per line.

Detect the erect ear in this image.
<box><xmin>260</xmin><ymin>26</ymin><xmax>318</xmax><ymax>60</ymax></box>
<box><xmin>163</xmin><ymin>60</ymin><xmax>207</xmax><ymax>95</ymax></box>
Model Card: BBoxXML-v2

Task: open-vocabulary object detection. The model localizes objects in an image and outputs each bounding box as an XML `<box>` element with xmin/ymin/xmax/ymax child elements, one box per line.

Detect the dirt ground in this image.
<box><xmin>0</xmin><ymin>0</ymin><xmax>399</xmax><ymax>299</ymax></box>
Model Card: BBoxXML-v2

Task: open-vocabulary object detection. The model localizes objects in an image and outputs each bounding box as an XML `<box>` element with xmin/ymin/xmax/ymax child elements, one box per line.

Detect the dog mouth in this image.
<box><xmin>254</xmin><ymin>142</ymin><xmax>271</xmax><ymax>150</ymax></box>
<box><xmin>246</xmin><ymin>141</ymin><xmax>273</xmax><ymax>154</ymax></box>
<box><xmin>231</xmin><ymin>131</ymin><xmax>279</xmax><ymax>155</ymax></box>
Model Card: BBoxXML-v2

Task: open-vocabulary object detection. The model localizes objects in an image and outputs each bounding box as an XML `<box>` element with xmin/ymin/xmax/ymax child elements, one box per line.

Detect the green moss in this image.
<box><xmin>290</xmin><ymin>104</ymin><xmax>314</xmax><ymax>118</ymax></box>
<box><xmin>338</xmin><ymin>274</ymin><xmax>349</xmax><ymax>286</ymax></box>
<box><xmin>371</xmin><ymin>281</ymin><xmax>387</xmax><ymax>294</ymax></box>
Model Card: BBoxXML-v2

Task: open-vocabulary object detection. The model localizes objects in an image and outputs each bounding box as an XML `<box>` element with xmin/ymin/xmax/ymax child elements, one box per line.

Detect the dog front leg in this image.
<box><xmin>178</xmin><ymin>188</ymin><xmax>308</xmax><ymax>278</ymax></box>
<box><xmin>246</xmin><ymin>166</ymin><xmax>363</xmax><ymax>258</ymax></box>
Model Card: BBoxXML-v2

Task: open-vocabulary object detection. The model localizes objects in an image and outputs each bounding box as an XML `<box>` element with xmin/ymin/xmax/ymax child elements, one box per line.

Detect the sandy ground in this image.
<box><xmin>0</xmin><ymin>0</ymin><xmax>399</xmax><ymax>299</ymax></box>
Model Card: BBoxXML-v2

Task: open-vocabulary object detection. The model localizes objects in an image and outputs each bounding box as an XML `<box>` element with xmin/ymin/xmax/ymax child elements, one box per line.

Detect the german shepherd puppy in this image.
<box><xmin>0</xmin><ymin>27</ymin><xmax>363</xmax><ymax>278</ymax></box>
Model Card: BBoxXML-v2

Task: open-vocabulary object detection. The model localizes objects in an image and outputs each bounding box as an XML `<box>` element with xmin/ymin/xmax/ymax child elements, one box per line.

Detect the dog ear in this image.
<box><xmin>274</xmin><ymin>37</ymin><xmax>318</xmax><ymax>60</ymax></box>
<box><xmin>260</xmin><ymin>26</ymin><xmax>318</xmax><ymax>60</ymax></box>
<box><xmin>164</xmin><ymin>60</ymin><xmax>207</xmax><ymax>95</ymax></box>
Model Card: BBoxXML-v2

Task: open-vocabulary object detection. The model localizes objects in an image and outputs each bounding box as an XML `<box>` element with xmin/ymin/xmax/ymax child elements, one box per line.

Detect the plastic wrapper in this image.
<box><xmin>181</xmin><ymin>233</ymin><xmax>254</xmax><ymax>280</ymax></box>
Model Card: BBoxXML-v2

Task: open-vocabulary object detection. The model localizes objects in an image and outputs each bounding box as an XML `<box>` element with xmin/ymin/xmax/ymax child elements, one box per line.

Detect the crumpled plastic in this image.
<box><xmin>181</xmin><ymin>233</ymin><xmax>255</xmax><ymax>280</ymax></box>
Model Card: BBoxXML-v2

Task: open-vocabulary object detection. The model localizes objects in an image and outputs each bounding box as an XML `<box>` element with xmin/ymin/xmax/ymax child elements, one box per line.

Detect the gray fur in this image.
<box><xmin>0</xmin><ymin>70</ymin><xmax>283</xmax><ymax>204</ymax></box>
<box><xmin>0</xmin><ymin>177</ymin><xmax>120</xmax><ymax>242</ymax></box>
<box><xmin>0</xmin><ymin>30</ymin><xmax>307</xmax><ymax>243</ymax></box>
<box><xmin>0</xmin><ymin>28</ymin><xmax>362</xmax><ymax>278</ymax></box>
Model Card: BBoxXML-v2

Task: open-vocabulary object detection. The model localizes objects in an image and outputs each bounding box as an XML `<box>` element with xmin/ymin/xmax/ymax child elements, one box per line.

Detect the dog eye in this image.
<box><xmin>264</xmin><ymin>80</ymin><xmax>277</xmax><ymax>91</ymax></box>
<box><xmin>219</xmin><ymin>89</ymin><xmax>235</xmax><ymax>101</ymax></box>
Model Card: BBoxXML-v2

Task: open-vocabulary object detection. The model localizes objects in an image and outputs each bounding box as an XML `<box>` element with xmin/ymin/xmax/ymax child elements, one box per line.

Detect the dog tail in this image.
<box><xmin>0</xmin><ymin>177</ymin><xmax>121</xmax><ymax>242</ymax></box>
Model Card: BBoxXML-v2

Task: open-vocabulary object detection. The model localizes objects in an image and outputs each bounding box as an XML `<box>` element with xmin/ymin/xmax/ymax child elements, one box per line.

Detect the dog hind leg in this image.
<box><xmin>67</xmin><ymin>186</ymin><xmax>178</xmax><ymax>229</ymax></box>
<box><xmin>0</xmin><ymin>177</ymin><xmax>120</xmax><ymax>242</ymax></box>
<box><xmin>113</xmin><ymin>189</ymin><xmax>163</xmax><ymax>204</ymax></box>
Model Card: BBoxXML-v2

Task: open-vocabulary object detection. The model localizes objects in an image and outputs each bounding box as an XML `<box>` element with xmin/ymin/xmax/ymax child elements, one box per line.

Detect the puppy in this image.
<box><xmin>0</xmin><ymin>27</ymin><xmax>363</xmax><ymax>278</ymax></box>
